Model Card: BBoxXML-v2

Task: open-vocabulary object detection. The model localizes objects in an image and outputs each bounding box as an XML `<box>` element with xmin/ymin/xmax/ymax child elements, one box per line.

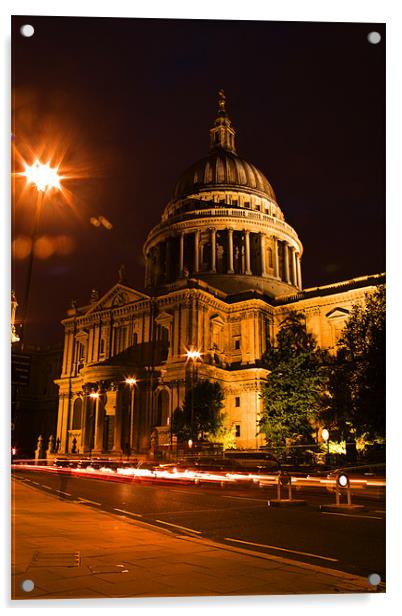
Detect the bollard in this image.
<box><xmin>336</xmin><ymin>472</ymin><xmax>350</xmax><ymax>505</ymax></box>
<box><xmin>268</xmin><ymin>471</ymin><xmax>306</xmax><ymax>507</ymax></box>
<box><xmin>320</xmin><ymin>471</ymin><xmax>365</xmax><ymax>512</ymax></box>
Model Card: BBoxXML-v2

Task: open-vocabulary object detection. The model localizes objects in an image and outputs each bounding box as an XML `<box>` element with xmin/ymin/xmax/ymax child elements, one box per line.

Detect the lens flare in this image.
<box><xmin>21</xmin><ymin>159</ymin><xmax>62</xmax><ymax>192</ymax></box>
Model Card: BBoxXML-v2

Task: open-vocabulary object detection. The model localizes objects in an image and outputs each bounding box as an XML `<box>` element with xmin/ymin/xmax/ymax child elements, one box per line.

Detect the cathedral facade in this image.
<box><xmin>54</xmin><ymin>92</ymin><xmax>384</xmax><ymax>457</ymax></box>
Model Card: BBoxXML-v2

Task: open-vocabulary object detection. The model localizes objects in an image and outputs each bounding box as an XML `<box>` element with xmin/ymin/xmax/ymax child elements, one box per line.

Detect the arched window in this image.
<box><xmin>99</xmin><ymin>338</ymin><xmax>105</xmax><ymax>359</ymax></box>
<box><xmin>72</xmin><ymin>398</ymin><xmax>83</xmax><ymax>430</ymax></box>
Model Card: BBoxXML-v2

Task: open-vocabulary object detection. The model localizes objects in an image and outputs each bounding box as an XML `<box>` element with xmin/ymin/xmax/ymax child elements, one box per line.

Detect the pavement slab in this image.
<box><xmin>11</xmin><ymin>478</ymin><xmax>382</xmax><ymax>600</ymax></box>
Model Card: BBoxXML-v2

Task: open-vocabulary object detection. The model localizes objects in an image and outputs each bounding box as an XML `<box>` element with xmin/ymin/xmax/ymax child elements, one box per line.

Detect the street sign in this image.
<box><xmin>11</xmin><ymin>353</ymin><xmax>31</xmax><ymax>386</ymax></box>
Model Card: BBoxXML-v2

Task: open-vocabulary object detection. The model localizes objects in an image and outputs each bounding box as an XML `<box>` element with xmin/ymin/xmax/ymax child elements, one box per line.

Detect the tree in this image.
<box><xmin>259</xmin><ymin>312</ymin><xmax>330</xmax><ymax>447</ymax></box>
<box><xmin>325</xmin><ymin>286</ymin><xmax>385</xmax><ymax>443</ymax></box>
<box><xmin>172</xmin><ymin>379</ymin><xmax>225</xmax><ymax>443</ymax></box>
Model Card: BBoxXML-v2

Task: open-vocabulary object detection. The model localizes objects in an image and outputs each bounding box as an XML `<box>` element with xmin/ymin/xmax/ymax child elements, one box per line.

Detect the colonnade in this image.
<box><xmin>75</xmin><ymin>383</ymin><xmax>133</xmax><ymax>455</ymax></box>
<box><xmin>147</xmin><ymin>228</ymin><xmax>302</xmax><ymax>289</ymax></box>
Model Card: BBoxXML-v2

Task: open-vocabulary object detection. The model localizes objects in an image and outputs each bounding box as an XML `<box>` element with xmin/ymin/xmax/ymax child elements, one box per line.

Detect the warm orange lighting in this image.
<box><xmin>89</xmin><ymin>392</ymin><xmax>99</xmax><ymax>399</ymax></box>
<box><xmin>321</xmin><ymin>428</ymin><xmax>329</xmax><ymax>442</ymax></box>
<box><xmin>12</xmin><ymin>236</ymin><xmax>32</xmax><ymax>260</ymax></box>
<box><xmin>21</xmin><ymin>159</ymin><xmax>62</xmax><ymax>192</ymax></box>
<box><xmin>186</xmin><ymin>349</ymin><xmax>202</xmax><ymax>361</ymax></box>
<box><xmin>125</xmin><ymin>377</ymin><xmax>137</xmax><ymax>386</ymax></box>
<box><xmin>34</xmin><ymin>235</ymin><xmax>55</xmax><ymax>259</ymax></box>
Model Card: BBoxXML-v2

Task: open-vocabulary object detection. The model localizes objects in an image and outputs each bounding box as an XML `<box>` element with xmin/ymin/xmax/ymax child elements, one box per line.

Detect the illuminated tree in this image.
<box><xmin>259</xmin><ymin>312</ymin><xmax>330</xmax><ymax>447</ymax></box>
<box><xmin>325</xmin><ymin>286</ymin><xmax>385</xmax><ymax>444</ymax></box>
<box><xmin>172</xmin><ymin>379</ymin><xmax>225</xmax><ymax>443</ymax></box>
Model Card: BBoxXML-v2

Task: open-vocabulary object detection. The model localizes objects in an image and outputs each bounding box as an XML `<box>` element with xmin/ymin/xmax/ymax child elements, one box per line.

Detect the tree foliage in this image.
<box><xmin>259</xmin><ymin>312</ymin><xmax>330</xmax><ymax>446</ymax></box>
<box><xmin>172</xmin><ymin>379</ymin><xmax>225</xmax><ymax>442</ymax></box>
<box><xmin>325</xmin><ymin>286</ymin><xmax>385</xmax><ymax>441</ymax></box>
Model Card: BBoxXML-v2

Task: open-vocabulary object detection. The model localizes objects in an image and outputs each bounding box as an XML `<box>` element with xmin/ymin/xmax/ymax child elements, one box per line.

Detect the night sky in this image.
<box><xmin>11</xmin><ymin>16</ymin><xmax>385</xmax><ymax>346</ymax></box>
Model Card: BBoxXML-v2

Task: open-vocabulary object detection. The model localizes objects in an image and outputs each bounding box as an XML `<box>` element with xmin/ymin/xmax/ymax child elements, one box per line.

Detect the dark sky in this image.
<box><xmin>11</xmin><ymin>16</ymin><xmax>385</xmax><ymax>346</ymax></box>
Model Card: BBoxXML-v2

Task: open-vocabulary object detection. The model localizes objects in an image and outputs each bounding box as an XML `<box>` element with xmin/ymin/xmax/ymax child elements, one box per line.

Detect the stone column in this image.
<box><xmin>273</xmin><ymin>236</ymin><xmax>280</xmax><ymax>278</ymax></box>
<box><xmin>283</xmin><ymin>242</ymin><xmax>290</xmax><ymax>284</ymax></box>
<box><xmin>59</xmin><ymin>394</ymin><xmax>70</xmax><ymax>454</ymax></box>
<box><xmin>165</xmin><ymin>238</ymin><xmax>171</xmax><ymax>282</ymax></box>
<box><xmin>227</xmin><ymin>229</ymin><xmax>234</xmax><ymax>273</ymax></box>
<box><xmin>80</xmin><ymin>395</ymin><xmax>89</xmax><ymax>453</ymax></box>
<box><xmin>296</xmin><ymin>253</ymin><xmax>302</xmax><ymax>290</ymax></box>
<box><xmin>244</xmin><ymin>230</ymin><xmax>252</xmax><ymax>275</ymax></box>
<box><xmin>179</xmin><ymin>232</ymin><xmax>184</xmax><ymax>277</ymax></box>
<box><xmin>260</xmin><ymin>233</ymin><xmax>267</xmax><ymax>276</ymax></box>
<box><xmin>194</xmin><ymin>229</ymin><xmax>200</xmax><ymax>273</ymax></box>
<box><xmin>291</xmin><ymin>247</ymin><xmax>297</xmax><ymax>286</ymax></box>
<box><xmin>94</xmin><ymin>395</ymin><xmax>104</xmax><ymax>452</ymax></box>
<box><xmin>113</xmin><ymin>387</ymin><xmax>123</xmax><ymax>453</ymax></box>
<box><xmin>211</xmin><ymin>228</ymin><xmax>216</xmax><ymax>272</ymax></box>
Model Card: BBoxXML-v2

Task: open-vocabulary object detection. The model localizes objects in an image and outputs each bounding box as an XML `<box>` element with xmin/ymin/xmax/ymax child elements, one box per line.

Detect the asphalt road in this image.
<box><xmin>12</xmin><ymin>468</ymin><xmax>386</xmax><ymax>581</ymax></box>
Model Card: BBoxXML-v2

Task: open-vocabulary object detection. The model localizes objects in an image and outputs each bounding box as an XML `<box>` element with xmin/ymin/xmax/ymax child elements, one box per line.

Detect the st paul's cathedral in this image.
<box><xmin>53</xmin><ymin>91</ymin><xmax>384</xmax><ymax>457</ymax></box>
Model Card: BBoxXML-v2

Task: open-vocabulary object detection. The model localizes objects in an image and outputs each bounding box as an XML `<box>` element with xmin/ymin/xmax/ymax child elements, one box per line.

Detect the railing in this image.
<box><xmin>145</xmin><ymin>208</ymin><xmax>300</xmax><ymax>246</ymax></box>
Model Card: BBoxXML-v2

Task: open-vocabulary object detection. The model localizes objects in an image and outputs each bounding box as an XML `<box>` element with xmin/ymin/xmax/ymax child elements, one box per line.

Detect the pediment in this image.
<box><xmin>76</xmin><ymin>329</ymin><xmax>89</xmax><ymax>340</ymax></box>
<box><xmin>85</xmin><ymin>284</ymin><xmax>150</xmax><ymax>314</ymax></box>
<box><xmin>326</xmin><ymin>307</ymin><xmax>350</xmax><ymax>320</ymax></box>
<box><xmin>210</xmin><ymin>314</ymin><xmax>225</xmax><ymax>328</ymax></box>
<box><xmin>155</xmin><ymin>311</ymin><xmax>174</xmax><ymax>325</ymax></box>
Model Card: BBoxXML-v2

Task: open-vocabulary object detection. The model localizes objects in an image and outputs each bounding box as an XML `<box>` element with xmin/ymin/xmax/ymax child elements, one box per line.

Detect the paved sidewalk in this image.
<box><xmin>11</xmin><ymin>479</ymin><xmax>381</xmax><ymax>600</ymax></box>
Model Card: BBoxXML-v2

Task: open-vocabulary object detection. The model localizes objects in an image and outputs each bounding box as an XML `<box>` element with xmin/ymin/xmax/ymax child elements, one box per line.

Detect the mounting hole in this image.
<box><xmin>367</xmin><ymin>31</ymin><xmax>381</xmax><ymax>45</ymax></box>
<box><xmin>21</xmin><ymin>579</ymin><xmax>34</xmax><ymax>592</ymax></box>
<box><xmin>20</xmin><ymin>24</ymin><xmax>35</xmax><ymax>38</ymax></box>
<box><xmin>368</xmin><ymin>572</ymin><xmax>381</xmax><ymax>586</ymax></box>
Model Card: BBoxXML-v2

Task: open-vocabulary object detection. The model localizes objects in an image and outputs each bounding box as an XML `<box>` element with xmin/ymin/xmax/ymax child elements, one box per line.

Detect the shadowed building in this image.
<box><xmin>53</xmin><ymin>92</ymin><xmax>384</xmax><ymax>457</ymax></box>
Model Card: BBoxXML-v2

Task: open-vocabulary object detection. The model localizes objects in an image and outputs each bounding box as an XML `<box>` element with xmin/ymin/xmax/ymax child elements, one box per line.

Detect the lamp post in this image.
<box><xmin>88</xmin><ymin>391</ymin><xmax>99</xmax><ymax>458</ymax></box>
<box><xmin>186</xmin><ymin>349</ymin><xmax>201</xmax><ymax>442</ymax></box>
<box><xmin>125</xmin><ymin>377</ymin><xmax>137</xmax><ymax>455</ymax></box>
<box><xmin>322</xmin><ymin>428</ymin><xmax>330</xmax><ymax>464</ymax></box>
<box><xmin>19</xmin><ymin>160</ymin><xmax>62</xmax><ymax>347</ymax></box>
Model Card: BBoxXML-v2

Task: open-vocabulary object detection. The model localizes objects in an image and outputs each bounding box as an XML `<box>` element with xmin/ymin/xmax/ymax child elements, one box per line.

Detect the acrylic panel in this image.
<box><xmin>11</xmin><ymin>16</ymin><xmax>385</xmax><ymax>600</ymax></box>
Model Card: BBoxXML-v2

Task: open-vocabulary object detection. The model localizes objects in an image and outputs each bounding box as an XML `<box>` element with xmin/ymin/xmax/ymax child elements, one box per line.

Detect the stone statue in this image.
<box><xmin>90</xmin><ymin>288</ymin><xmax>99</xmax><ymax>303</ymax></box>
<box><xmin>47</xmin><ymin>434</ymin><xmax>55</xmax><ymax>453</ymax></box>
<box><xmin>71</xmin><ymin>437</ymin><xmax>77</xmax><ymax>454</ymax></box>
<box><xmin>118</xmin><ymin>264</ymin><xmax>126</xmax><ymax>283</ymax></box>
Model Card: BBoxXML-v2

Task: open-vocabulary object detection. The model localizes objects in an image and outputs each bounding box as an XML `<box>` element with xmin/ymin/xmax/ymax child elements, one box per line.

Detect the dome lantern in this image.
<box><xmin>209</xmin><ymin>89</ymin><xmax>236</xmax><ymax>154</ymax></box>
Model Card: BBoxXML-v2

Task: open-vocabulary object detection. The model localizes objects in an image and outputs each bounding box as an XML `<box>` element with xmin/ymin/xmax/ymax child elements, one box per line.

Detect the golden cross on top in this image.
<box><xmin>218</xmin><ymin>89</ymin><xmax>226</xmax><ymax>111</ymax></box>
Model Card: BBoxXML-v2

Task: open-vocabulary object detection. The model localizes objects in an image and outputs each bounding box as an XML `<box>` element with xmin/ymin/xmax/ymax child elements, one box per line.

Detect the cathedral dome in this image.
<box><xmin>172</xmin><ymin>150</ymin><xmax>277</xmax><ymax>201</ymax></box>
<box><xmin>144</xmin><ymin>91</ymin><xmax>303</xmax><ymax>299</ymax></box>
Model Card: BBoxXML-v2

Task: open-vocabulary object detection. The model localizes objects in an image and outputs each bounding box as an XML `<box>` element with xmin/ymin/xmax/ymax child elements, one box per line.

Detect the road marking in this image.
<box><xmin>224</xmin><ymin>537</ymin><xmax>339</xmax><ymax>562</ymax></box>
<box><xmin>321</xmin><ymin>512</ymin><xmax>383</xmax><ymax>520</ymax></box>
<box><xmin>113</xmin><ymin>508</ymin><xmax>142</xmax><ymax>517</ymax></box>
<box><xmin>42</xmin><ymin>485</ymin><xmax>53</xmax><ymax>490</ymax></box>
<box><xmin>78</xmin><ymin>498</ymin><xmax>101</xmax><ymax>506</ymax></box>
<box><xmin>222</xmin><ymin>496</ymin><xmax>266</xmax><ymax>502</ymax></box>
<box><xmin>374</xmin><ymin>510</ymin><xmax>386</xmax><ymax>514</ymax></box>
<box><xmin>30</xmin><ymin>481</ymin><xmax>40</xmax><ymax>485</ymax></box>
<box><xmin>155</xmin><ymin>520</ymin><xmax>202</xmax><ymax>534</ymax></box>
<box><xmin>169</xmin><ymin>490</ymin><xmax>196</xmax><ymax>494</ymax></box>
<box><xmin>55</xmin><ymin>490</ymin><xmax>72</xmax><ymax>496</ymax></box>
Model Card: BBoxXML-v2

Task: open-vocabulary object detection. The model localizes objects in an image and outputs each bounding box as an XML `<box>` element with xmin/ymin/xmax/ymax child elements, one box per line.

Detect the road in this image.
<box><xmin>12</xmin><ymin>467</ymin><xmax>385</xmax><ymax>581</ymax></box>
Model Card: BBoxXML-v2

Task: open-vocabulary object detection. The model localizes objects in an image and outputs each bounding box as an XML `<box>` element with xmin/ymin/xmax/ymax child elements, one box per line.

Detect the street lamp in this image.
<box><xmin>18</xmin><ymin>159</ymin><xmax>62</xmax><ymax>347</ymax></box>
<box><xmin>125</xmin><ymin>377</ymin><xmax>137</xmax><ymax>455</ymax></box>
<box><xmin>185</xmin><ymin>349</ymin><xmax>202</xmax><ymax>442</ymax></box>
<box><xmin>322</xmin><ymin>428</ymin><xmax>330</xmax><ymax>463</ymax></box>
<box><xmin>88</xmin><ymin>391</ymin><xmax>99</xmax><ymax>457</ymax></box>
